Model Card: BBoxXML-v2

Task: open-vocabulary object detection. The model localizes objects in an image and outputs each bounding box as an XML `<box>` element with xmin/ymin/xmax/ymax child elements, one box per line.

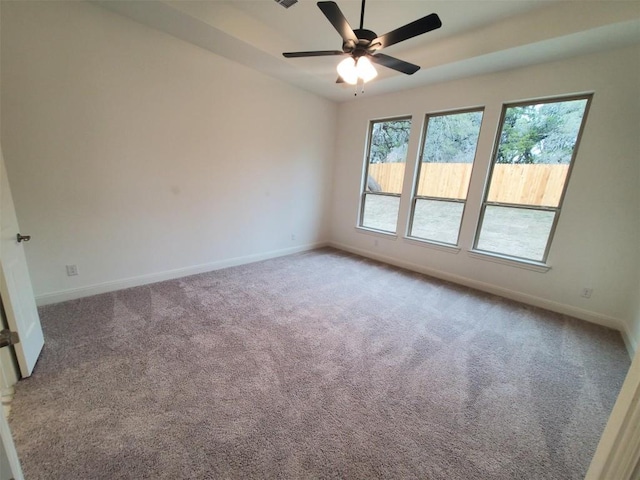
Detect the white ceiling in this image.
<box><xmin>94</xmin><ymin>0</ymin><xmax>640</xmax><ymax>102</ymax></box>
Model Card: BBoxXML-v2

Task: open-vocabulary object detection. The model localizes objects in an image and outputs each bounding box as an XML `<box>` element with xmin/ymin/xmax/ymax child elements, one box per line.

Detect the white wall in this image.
<box><xmin>632</xmin><ymin>269</ymin><xmax>640</xmax><ymax>348</ymax></box>
<box><xmin>330</xmin><ymin>45</ymin><xmax>640</xmax><ymax>351</ymax></box>
<box><xmin>1</xmin><ymin>1</ymin><xmax>337</xmax><ymax>303</ymax></box>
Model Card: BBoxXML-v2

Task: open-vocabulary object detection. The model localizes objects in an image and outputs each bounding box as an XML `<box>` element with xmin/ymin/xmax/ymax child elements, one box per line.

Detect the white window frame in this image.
<box><xmin>406</xmin><ymin>107</ymin><xmax>485</xmax><ymax>248</ymax></box>
<box><xmin>357</xmin><ymin>116</ymin><xmax>412</xmax><ymax>235</ymax></box>
<box><xmin>472</xmin><ymin>94</ymin><xmax>593</xmax><ymax>265</ymax></box>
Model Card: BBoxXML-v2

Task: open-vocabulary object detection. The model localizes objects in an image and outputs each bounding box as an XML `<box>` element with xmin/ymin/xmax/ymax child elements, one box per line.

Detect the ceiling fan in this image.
<box><xmin>282</xmin><ymin>0</ymin><xmax>442</xmax><ymax>85</ymax></box>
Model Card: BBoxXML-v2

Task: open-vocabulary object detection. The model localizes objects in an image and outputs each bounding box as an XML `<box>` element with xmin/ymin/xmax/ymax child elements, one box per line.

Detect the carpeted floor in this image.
<box><xmin>8</xmin><ymin>248</ymin><xmax>630</xmax><ymax>479</ymax></box>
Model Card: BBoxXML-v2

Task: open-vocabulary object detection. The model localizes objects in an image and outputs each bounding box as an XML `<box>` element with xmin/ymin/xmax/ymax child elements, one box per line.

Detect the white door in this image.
<box><xmin>0</xmin><ymin>152</ymin><xmax>44</xmax><ymax>377</ymax></box>
<box><xmin>0</xmin><ymin>145</ymin><xmax>36</xmax><ymax>478</ymax></box>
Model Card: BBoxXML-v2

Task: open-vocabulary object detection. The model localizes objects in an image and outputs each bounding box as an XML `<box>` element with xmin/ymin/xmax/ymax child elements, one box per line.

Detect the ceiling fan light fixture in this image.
<box><xmin>337</xmin><ymin>57</ymin><xmax>359</xmax><ymax>84</ymax></box>
<box><xmin>283</xmin><ymin>0</ymin><xmax>441</xmax><ymax>88</ymax></box>
<box><xmin>337</xmin><ymin>56</ymin><xmax>377</xmax><ymax>85</ymax></box>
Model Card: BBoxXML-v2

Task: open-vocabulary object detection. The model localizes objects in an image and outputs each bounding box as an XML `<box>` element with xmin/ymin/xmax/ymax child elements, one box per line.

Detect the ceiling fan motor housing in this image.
<box><xmin>343</xmin><ymin>29</ymin><xmax>378</xmax><ymax>57</ymax></box>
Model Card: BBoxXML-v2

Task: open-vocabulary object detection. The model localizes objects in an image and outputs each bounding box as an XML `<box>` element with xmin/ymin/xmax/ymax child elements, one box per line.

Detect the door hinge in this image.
<box><xmin>0</xmin><ymin>329</ymin><xmax>19</xmax><ymax>348</ymax></box>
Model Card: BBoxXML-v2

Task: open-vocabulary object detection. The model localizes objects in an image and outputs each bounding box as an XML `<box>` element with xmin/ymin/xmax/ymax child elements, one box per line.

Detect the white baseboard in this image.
<box><xmin>35</xmin><ymin>241</ymin><xmax>328</xmax><ymax>306</ymax></box>
<box><xmin>329</xmin><ymin>241</ymin><xmax>635</xmax><ymax>357</ymax></box>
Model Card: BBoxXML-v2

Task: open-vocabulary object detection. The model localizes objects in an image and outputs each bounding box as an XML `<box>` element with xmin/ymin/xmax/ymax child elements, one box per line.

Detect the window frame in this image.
<box><xmin>357</xmin><ymin>115</ymin><xmax>412</xmax><ymax>235</ymax></box>
<box><xmin>472</xmin><ymin>93</ymin><xmax>593</xmax><ymax>265</ymax></box>
<box><xmin>406</xmin><ymin>107</ymin><xmax>485</xmax><ymax>247</ymax></box>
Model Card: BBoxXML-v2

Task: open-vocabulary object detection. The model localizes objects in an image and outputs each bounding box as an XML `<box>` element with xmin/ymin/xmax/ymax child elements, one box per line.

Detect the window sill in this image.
<box><xmin>468</xmin><ymin>250</ymin><xmax>551</xmax><ymax>272</ymax></box>
<box><xmin>355</xmin><ymin>226</ymin><xmax>398</xmax><ymax>239</ymax></box>
<box><xmin>404</xmin><ymin>236</ymin><xmax>461</xmax><ymax>254</ymax></box>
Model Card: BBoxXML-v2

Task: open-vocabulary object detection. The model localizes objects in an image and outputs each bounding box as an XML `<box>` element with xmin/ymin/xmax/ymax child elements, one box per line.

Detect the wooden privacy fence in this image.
<box><xmin>368</xmin><ymin>163</ymin><xmax>569</xmax><ymax>206</ymax></box>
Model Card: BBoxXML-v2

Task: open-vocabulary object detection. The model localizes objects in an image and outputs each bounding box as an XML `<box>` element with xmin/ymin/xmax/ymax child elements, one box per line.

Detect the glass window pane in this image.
<box><xmin>419</xmin><ymin>110</ymin><xmax>483</xmax><ymax>200</ymax></box>
<box><xmin>487</xmin><ymin>99</ymin><xmax>588</xmax><ymax>208</ymax></box>
<box><xmin>410</xmin><ymin>199</ymin><xmax>464</xmax><ymax>245</ymax></box>
<box><xmin>361</xmin><ymin>194</ymin><xmax>400</xmax><ymax>233</ymax></box>
<box><xmin>366</xmin><ymin>119</ymin><xmax>411</xmax><ymax>196</ymax></box>
<box><xmin>476</xmin><ymin>206</ymin><xmax>556</xmax><ymax>261</ymax></box>
<box><xmin>475</xmin><ymin>96</ymin><xmax>590</xmax><ymax>263</ymax></box>
<box><xmin>410</xmin><ymin>110</ymin><xmax>482</xmax><ymax>246</ymax></box>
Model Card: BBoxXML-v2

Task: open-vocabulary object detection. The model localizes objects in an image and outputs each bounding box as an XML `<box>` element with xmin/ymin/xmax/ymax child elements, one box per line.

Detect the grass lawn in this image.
<box><xmin>362</xmin><ymin>195</ymin><xmax>555</xmax><ymax>261</ymax></box>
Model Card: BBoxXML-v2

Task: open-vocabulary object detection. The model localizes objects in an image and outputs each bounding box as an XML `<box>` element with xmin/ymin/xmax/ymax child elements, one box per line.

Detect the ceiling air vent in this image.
<box><xmin>274</xmin><ymin>0</ymin><xmax>298</xmax><ymax>8</ymax></box>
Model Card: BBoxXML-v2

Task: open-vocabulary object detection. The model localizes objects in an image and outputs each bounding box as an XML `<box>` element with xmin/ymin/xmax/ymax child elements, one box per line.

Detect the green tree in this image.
<box><xmin>369</xmin><ymin>120</ymin><xmax>411</xmax><ymax>164</ymax></box>
<box><xmin>422</xmin><ymin>111</ymin><xmax>483</xmax><ymax>163</ymax></box>
<box><xmin>497</xmin><ymin>99</ymin><xmax>587</xmax><ymax>164</ymax></box>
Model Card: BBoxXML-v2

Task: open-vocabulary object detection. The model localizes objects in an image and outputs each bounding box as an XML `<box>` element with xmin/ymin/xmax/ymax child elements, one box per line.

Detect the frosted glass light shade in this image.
<box><xmin>356</xmin><ymin>57</ymin><xmax>377</xmax><ymax>82</ymax></box>
<box><xmin>337</xmin><ymin>57</ymin><xmax>358</xmax><ymax>84</ymax></box>
<box><xmin>337</xmin><ymin>56</ymin><xmax>378</xmax><ymax>85</ymax></box>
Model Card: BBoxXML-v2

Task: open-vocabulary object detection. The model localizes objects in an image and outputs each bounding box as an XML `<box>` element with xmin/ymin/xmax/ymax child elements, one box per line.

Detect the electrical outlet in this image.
<box><xmin>66</xmin><ymin>264</ymin><xmax>78</xmax><ymax>276</ymax></box>
<box><xmin>580</xmin><ymin>288</ymin><xmax>593</xmax><ymax>298</ymax></box>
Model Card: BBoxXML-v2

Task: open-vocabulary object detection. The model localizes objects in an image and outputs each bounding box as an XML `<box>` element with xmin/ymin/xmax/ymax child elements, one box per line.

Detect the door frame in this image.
<box><xmin>0</xmin><ymin>293</ymin><xmax>19</xmax><ymax>418</ymax></box>
<box><xmin>0</xmin><ymin>405</ymin><xmax>24</xmax><ymax>480</ymax></box>
<box><xmin>585</xmin><ymin>345</ymin><xmax>640</xmax><ymax>478</ymax></box>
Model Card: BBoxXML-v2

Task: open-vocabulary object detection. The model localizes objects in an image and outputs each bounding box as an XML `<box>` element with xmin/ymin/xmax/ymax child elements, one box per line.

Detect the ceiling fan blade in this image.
<box><xmin>317</xmin><ymin>1</ymin><xmax>358</xmax><ymax>44</ymax></box>
<box><xmin>369</xmin><ymin>53</ymin><xmax>420</xmax><ymax>75</ymax></box>
<box><xmin>283</xmin><ymin>50</ymin><xmax>345</xmax><ymax>58</ymax></box>
<box><xmin>372</xmin><ymin>13</ymin><xmax>442</xmax><ymax>50</ymax></box>
<box><xmin>336</xmin><ymin>76</ymin><xmax>345</xmax><ymax>84</ymax></box>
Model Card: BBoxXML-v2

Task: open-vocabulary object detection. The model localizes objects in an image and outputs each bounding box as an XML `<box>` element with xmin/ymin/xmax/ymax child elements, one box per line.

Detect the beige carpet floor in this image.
<box><xmin>8</xmin><ymin>248</ymin><xmax>630</xmax><ymax>479</ymax></box>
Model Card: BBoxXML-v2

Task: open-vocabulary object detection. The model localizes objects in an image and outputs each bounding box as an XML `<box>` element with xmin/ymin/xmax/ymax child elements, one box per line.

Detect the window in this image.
<box><xmin>408</xmin><ymin>109</ymin><xmax>484</xmax><ymax>245</ymax></box>
<box><xmin>359</xmin><ymin>117</ymin><xmax>412</xmax><ymax>233</ymax></box>
<box><xmin>474</xmin><ymin>95</ymin><xmax>591</xmax><ymax>263</ymax></box>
